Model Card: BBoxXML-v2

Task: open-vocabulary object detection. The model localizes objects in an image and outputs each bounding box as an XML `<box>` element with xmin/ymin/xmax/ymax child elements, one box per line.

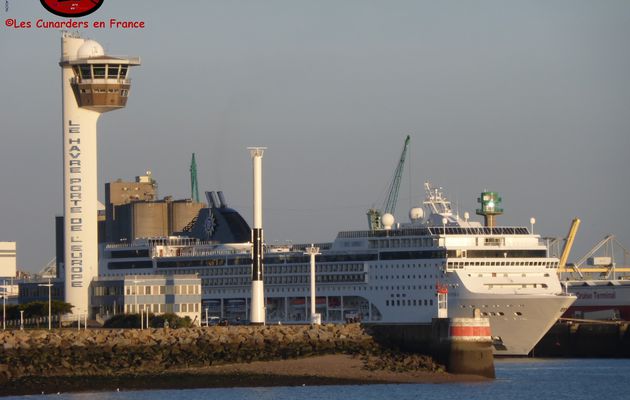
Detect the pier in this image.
<box><xmin>534</xmin><ymin>319</ymin><xmax>630</xmax><ymax>357</ymax></box>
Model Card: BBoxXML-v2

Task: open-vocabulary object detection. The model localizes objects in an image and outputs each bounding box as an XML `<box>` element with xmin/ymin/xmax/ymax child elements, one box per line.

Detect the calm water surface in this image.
<box><xmin>5</xmin><ymin>359</ymin><xmax>630</xmax><ymax>400</ymax></box>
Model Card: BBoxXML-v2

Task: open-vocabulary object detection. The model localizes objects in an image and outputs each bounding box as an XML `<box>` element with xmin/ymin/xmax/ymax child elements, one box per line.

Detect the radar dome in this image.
<box><xmin>77</xmin><ymin>40</ymin><xmax>105</xmax><ymax>59</ymax></box>
<box><xmin>409</xmin><ymin>207</ymin><xmax>424</xmax><ymax>222</ymax></box>
<box><xmin>382</xmin><ymin>213</ymin><xmax>395</xmax><ymax>230</ymax></box>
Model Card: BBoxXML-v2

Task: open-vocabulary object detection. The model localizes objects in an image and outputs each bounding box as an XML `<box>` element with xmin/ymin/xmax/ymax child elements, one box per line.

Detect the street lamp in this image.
<box><xmin>130</xmin><ymin>278</ymin><xmax>144</xmax><ymax>329</ymax></box>
<box><xmin>38</xmin><ymin>278</ymin><xmax>53</xmax><ymax>330</ymax></box>
<box><xmin>2</xmin><ymin>279</ymin><xmax>5</xmax><ymax>330</ymax></box>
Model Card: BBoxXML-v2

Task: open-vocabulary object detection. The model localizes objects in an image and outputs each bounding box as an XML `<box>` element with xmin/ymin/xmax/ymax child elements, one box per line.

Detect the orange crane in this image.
<box><xmin>558</xmin><ymin>218</ymin><xmax>581</xmax><ymax>272</ymax></box>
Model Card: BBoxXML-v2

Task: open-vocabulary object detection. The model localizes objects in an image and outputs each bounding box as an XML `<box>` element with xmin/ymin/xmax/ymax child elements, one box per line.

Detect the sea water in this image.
<box><xmin>5</xmin><ymin>359</ymin><xmax>630</xmax><ymax>400</ymax></box>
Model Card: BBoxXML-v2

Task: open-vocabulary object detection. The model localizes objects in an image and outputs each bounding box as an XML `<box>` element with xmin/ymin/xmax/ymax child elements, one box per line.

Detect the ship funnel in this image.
<box><xmin>217</xmin><ymin>191</ymin><xmax>227</xmax><ymax>208</ymax></box>
<box><xmin>205</xmin><ymin>191</ymin><xmax>216</xmax><ymax>208</ymax></box>
<box><xmin>211</xmin><ymin>192</ymin><xmax>220</xmax><ymax>209</ymax></box>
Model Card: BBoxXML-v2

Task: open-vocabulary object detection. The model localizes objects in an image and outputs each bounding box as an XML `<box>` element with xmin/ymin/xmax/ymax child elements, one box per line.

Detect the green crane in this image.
<box><xmin>367</xmin><ymin>135</ymin><xmax>411</xmax><ymax>230</ymax></box>
<box><xmin>190</xmin><ymin>153</ymin><xmax>199</xmax><ymax>202</ymax></box>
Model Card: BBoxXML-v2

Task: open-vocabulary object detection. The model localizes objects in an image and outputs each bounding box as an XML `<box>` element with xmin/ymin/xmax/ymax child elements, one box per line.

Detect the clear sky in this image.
<box><xmin>1</xmin><ymin>1</ymin><xmax>629</xmax><ymax>273</ymax></box>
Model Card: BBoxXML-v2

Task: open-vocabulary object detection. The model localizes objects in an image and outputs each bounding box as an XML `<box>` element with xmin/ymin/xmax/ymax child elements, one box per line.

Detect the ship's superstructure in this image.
<box><xmin>98</xmin><ymin>183</ymin><xmax>574</xmax><ymax>355</ymax></box>
<box><xmin>60</xmin><ymin>32</ymin><xmax>140</xmax><ymax>316</ymax></box>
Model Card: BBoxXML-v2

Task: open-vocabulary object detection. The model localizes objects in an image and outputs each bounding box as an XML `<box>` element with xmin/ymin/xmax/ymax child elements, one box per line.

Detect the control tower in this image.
<box><xmin>59</xmin><ymin>32</ymin><xmax>140</xmax><ymax>317</ymax></box>
<box><xmin>476</xmin><ymin>191</ymin><xmax>503</xmax><ymax>228</ymax></box>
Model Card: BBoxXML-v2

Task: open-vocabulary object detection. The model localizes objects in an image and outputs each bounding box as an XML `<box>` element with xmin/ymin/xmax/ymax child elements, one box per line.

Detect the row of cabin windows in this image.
<box><xmin>386</xmin><ymin>299</ymin><xmax>434</xmax><ymax>307</ymax></box>
<box><xmin>369</xmin><ymin>238</ymin><xmax>435</xmax><ymax>249</ymax></box>
<box><xmin>374</xmin><ymin>263</ymin><xmax>439</xmax><ymax>269</ymax></box>
<box><xmin>201</xmin><ymin>284</ymin><xmax>431</xmax><ymax>295</ymax></box>
<box><xmin>480</xmin><ymin>311</ymin><xmax>523</xmax><ymax>317</ymax></box>
<box><xmin>75</xmin><ymin>64</ymin><xmax>129</xmax><ymax>80</ymax></box>
<box><xmin>447</xmin><ymin>261</ymin><xmax>558</xmax><ymax>269</ymax></box>
<box><xmin>463</xmin><ymin>304</ymin><xmax>525</xmax><ymax>308</ymax></box>
<box><xmin>157</xmin><ymin>258</ymin><xmax>226</xmax><ymax>268</ymax></box>
<box><xmin>162</xmin><ymin>263</ymin><xmax>365</xmax><ymax>276</ymax></box>
<box><xmin>371</xmin><ymin>285</ymin><xmax>433</xmax><ymax>291</ymax></box>
<box><xmin>115</xmin><ymin>262</ymin><xmax>440</xmax><ymax>277</ymax></box>
<box><xmin>203</xmin><ymin>273</ymin><xmax>365</xmax><ymax>287</ymax></box>
<box><xmin>373</xmin><ymin>275</ymin><xmax>435</xmax><ymax>280</ymax></box>
<box><xmin>204</xmin><ymin>286</ymin><xmax>361</xmax><ymax>295</ymax></box>
<box><xmin>267</xmin><ymin>263</ymin><xmax>365</xmax><ymax>274</ymax></box>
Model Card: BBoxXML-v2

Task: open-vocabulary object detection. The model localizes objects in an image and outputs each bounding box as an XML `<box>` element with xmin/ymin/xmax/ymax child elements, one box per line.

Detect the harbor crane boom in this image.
<box><xmin>367</xmin><ymin>135</ymin><xmax>411</xmax><ymax>230</ymax></box>
<box><xmin>559</xmin><ymin>217</ymin><xmax>581</xmax><ymax>271</ymax></box>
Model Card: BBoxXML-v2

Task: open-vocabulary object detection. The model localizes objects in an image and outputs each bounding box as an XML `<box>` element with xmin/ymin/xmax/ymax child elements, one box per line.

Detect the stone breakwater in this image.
<box><xmin>0</xmin><ymin>324</ymin><xmax>392</xmax><ymax>384</ymax></box>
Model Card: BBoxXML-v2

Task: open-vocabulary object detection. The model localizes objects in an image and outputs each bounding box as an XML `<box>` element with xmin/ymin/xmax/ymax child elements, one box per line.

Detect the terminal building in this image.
<box><xmin>91</xmin><ymin>274</ymin><xmax>201</xmax><ymax>323</ymax></box>
<box><xmin>0</xmin><ymin>242</ymin><xmax>17</xmax><ymax>279</ymax></box>
<box><xmin>0</xmin><ymin>242</ymin><xmax>18</xmax><ymax>305</ymax></box>
<box><xmin>18</xmin><ymin>275</ymin><xmax>201</xmax><ymax>324</ymax></box>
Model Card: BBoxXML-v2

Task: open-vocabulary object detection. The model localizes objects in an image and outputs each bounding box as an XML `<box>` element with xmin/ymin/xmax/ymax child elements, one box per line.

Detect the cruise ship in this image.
<box><xmin>99</xmin><ymin>184</ymin><xmax>575</xmax><ymax>355</ymax></box>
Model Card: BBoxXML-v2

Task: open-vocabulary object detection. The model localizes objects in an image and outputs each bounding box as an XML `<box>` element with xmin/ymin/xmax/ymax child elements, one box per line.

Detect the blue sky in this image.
<box><xmin>1</xmin><ymin>1</ymin><xmax>629</xmax><ymax>272</ymax></box>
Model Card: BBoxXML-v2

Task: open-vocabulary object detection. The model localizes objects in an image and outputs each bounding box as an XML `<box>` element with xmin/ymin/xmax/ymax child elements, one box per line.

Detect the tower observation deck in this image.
<box><xmin>61</xmin><ymin>38</ymin><xmax>140</xmax><ymax>112</ymax></box>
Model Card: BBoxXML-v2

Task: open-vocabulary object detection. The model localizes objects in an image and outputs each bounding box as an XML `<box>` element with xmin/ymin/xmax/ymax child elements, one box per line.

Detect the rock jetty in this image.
<box><xmin>0</xmin><ymin>324</ymin><xmax>385</xmax><ymax>384</ymax></box>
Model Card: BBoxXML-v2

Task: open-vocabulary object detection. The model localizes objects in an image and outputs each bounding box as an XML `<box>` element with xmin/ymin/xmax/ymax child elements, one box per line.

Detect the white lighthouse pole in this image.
<box><xmin>304</xmin><ymin>245</ymin><xmax>321</xmax><ymax>325</ymax></box>
<box><xmin>248</xmin><ymin>147</ymin><xmax>266</xmax><ymax>325</ymax></box>
<box><xmin>60</xmin><ymin>32</ymin><xmax>140</xmax><ymax>318</ymax></box>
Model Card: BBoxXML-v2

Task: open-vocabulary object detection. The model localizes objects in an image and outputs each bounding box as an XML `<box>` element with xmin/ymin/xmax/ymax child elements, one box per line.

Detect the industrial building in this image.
<box><xmin>55</xmin><ymin>173</ymin><xmax>205</xmax><ymax>275</ymax></box>
<box><xmin>105</xmin><ymin>172</ymin><xmax>205</xmax><ymax>243</ymax></box>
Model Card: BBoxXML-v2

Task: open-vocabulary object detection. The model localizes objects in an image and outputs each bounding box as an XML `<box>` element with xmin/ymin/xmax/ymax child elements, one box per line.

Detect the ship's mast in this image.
<box><xmin>423</xmin><ymin>182</ymin><xmax>453</xmax><ymax>217</ymax></box>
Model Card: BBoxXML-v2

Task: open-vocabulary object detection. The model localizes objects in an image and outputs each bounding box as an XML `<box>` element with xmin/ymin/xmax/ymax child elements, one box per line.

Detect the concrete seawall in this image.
<box><xmin>368</xmin><ymin>318</ymin><xmax>495</xmax><ymax>379</ymax></box>
<box><xmin>534</xmin><ymin>321</ymin><xmax>630</xmax><ymax>357</ymax></box>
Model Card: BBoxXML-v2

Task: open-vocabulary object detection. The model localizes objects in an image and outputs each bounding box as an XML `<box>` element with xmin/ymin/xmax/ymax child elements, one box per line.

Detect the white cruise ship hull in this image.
<box><xmin>450</xmin><ymin>294</ymin><xmax>575</xmax><ymax>355</ymax></box>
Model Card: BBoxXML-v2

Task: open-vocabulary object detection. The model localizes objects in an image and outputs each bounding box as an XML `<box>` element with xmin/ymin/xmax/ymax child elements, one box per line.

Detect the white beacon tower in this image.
<box><xmin>248</xmin><ymin>147</ymin><xmax>266</xmax><ymax>325</ymax></box>
<box><xmin>59</xmin><ymin>32</ymin><xmax>140</xmax><ymax>317</ymax></box>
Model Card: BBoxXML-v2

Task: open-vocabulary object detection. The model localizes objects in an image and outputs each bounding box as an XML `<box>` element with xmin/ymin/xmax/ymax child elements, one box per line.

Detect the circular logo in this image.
<box><xmin>204</xmin><ymin>211</ymin><xmax>216</xmax><ymax>238</ymax></box>
<box><xmin>40</xmin><ymin>0</ymin><xmax>104</xmax><ymax>18</ymax></box>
